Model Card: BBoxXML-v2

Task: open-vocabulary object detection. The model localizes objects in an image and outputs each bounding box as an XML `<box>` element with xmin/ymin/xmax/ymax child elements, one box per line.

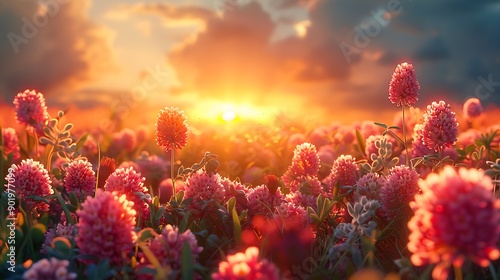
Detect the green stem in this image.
<box><xmin>171</xmin><ymin>145</ymin><xmax>176</xmax><ymax>201</ymax></box>
<box><xmin>402</xmin><ymin>106</ymin><xmax>410</xmax><ymax>167</ymax></box>
<box><xmin>54</xmin><ymin>189</ymin><xmax>74</xmax><ymax>225</ymax></box>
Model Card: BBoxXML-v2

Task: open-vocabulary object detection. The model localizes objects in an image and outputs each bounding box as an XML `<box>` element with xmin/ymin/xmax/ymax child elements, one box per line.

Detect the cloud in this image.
<box><xmin>0</xmin><ymin>0</ymin><xmax>115</xmax><ymax>103</ymax></box>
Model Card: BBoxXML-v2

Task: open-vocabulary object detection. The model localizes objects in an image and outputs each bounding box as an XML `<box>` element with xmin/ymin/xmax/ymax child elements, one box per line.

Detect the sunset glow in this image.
<box><xmin>1</xmin><ymin>1</ymin><xmax>500</xmax><ymax>279</ymax></box>
<box><xmin>222</xmin><ymin>110</ymin><xmax>236</xmax><ymax>122</ymax></box>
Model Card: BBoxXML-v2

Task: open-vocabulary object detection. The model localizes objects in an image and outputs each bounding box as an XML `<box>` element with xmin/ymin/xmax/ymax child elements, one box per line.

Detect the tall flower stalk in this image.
<box><xmin>155</xmin><ymin>107</ymin><xmax>188</xmax><ymax>200</ymax></box>
<box><xmin>388</xmin><ymin>62</ymin><xmax>420</xmax><ymax>167</ymax></box>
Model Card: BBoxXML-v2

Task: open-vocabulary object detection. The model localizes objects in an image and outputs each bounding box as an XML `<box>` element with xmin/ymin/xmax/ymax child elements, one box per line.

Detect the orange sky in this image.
<box><xmin>1</xmin><ymin>0</ymin><xmax>499</xmax><ymax>131</ymax></box>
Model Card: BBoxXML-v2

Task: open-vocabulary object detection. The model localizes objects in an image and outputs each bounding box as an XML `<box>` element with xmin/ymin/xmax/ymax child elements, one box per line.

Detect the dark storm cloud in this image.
<box><xmin>413</xmin><ymin>37</ymin><xmax>450</xmax><ymax>61</ymax></box>
<box><xmin>380</xmin><ymin>0</ymin><xmax>500</xmax><ymax>104</ymax></box>
<box><xmin>0</xmin><ymin>0</ymin><xmax>114</xmax><ymax>103</ymax></box>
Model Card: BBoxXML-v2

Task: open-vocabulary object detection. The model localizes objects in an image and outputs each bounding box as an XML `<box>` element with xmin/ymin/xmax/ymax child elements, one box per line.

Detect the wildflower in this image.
<box><xmin>136</xmin><ymin>124</ymin><xmax>149</xmax><ymax>143</ymax></box>
<box><xmin>354</xmin><ymin>172</ymin><xmax>385</xmax><ymax>202</ymax></box>
<box><xmin>327</xmin><ymin>155</ymin><xmax>359</xmax><ymax>195</ymax></box>
<box><xmin>380</xmin><ymin>165</ymin><xmax>419</xmax><ymax>220</ymax></box>
<box><xmin>41</xmin><ymin>222</ymin><xmax>77</xmax><ymax>254</ymax></box>
<box><xmin>222</xmin><ymin>176</ymin><xmax>249</xmax><ymax>212</ymax></box>
<box><xmin>155</xmin><ymin>107</ymin><xmax>188</xmax><ymax>151</ymax></box>
<box><xmin>463</xmin><ymin>97</ymin><xmax>483</xmax><ymax>119</ymax></box>
<box><xmin>13</xmin><ymin>89</ymin><xmax>49</xmax><ymax>135</ymax></box>
<box><xmin>246</xmin><ymin>184</ymin><xmax>284</xmax><ymax>217</ymax></box>
<box><xmin>135</xmin><ymin>152</ymin><xmax>168</xmax><ymax>188</ymax></box>
<box><xmin>275</xmin><ymin>201</ymin><xmax>309</xmax><ymax>230</ymax></box>
<box><xmin>212</xmin><ymin>247</ymin><xmax>280</xmax><ymax>280</ymax></box>
<box><xmin>408</xmin><ymin>167</ymin><xmax>500</xmax><ymax>280</ymax></box>
<box><xmin>184</xmin><ymin>169</ymin><xmax>227</xmax><ymax>206</ymax></box>
<box><xmin>7</xmin><ymin>159</ymin><xmax>53</xmax><ymax>213</ymax></box>
<box><xmin>357</xmin><ymin>120</ymin><xmax>383</xmax><ymax>139</ymax></box>
<box><xmin>421</xmin><ymin>101</ymin><xmax>458</xmax><ymax>152</ymax></box>
<box><xmin>75</xmin><ymin>189</ymin><xmax>136</xmax><ymax>266</ymax></box>
<box><xmin>104</xmin><ymin>167</ymin><xmax>149</xmax><ymax>215</ymax></box>
<box><xmin>388</xmin><ymin>62</ymin><xmax>420</xmax><ymax>107</ymax></box>
<box><xmin>64</xmin><ymin>159</ymin><xmax>95</xmax><ymax>200</ymax></box>
<box><xmin>409</xmin><ymin>123</ymin><xmax>433</xmax><ymax>158</ymax></box>
<box><xmin>291</xmin><ymin>142</ymin><xmax>320</xmax><ymax>176</ymax></box>
<box><xmin>114</xmin><ymin>128</ymin><xmax>137</xmax><ymax>152</ymax></box>
<box><xmin>159</xmin><ymin>178</ymin><xmax>186</xmax><ymax>204</ymax></box>
<box><xmin>23</xmin><ymin>257</ymin><xmax>76</xmax><ymax>280</ymax></box>
<box><xmin>2</xmin><ymin>127</ymin><xmax>20</xmax><ymax>160</ymax></box>
<box><xmin>285</xmin><ymin>191</ymin><xmax>317</xmax><ymax>210</ymax></box>
<box><xmin>282</xmin><ymin>174</ymin><xmax>322</xmax><ymax>195</ymax></box>
<box><xmin>136</xmin><ymin>224</ymin><xmax>203</xmax><ymax>279</ymax></box>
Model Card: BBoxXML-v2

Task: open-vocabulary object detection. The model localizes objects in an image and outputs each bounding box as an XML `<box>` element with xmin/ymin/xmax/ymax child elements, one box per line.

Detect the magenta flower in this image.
<box><xmin>2</xmin><ymin>127</ymin><xmax>20</xmax><ymax>160</ymax></box>
<box><xmin>463</xmin><ymin>97</ymin><xmax>483</xmax><ymax>120</ymax></box>
<box><xmin>409</xmin><ymin>123</ymin><xmax>433</xmax><ymax>158</ymax></box>
<box><xmin>13</xmin><ymin>89</ymin><xmax>49</xmax><ymax>135</ymax></box>
<box><xmin>212</xmin><ymin>247</ymin><xmax>280</xmax><ymax>280</ymax></box>
<box><xmin>155</xmin><ymin>107</ymin><xmax>188</xmax><ymax>151</ymax></box>
<box><xmin>114</xmin><ymin>128</ymin><xmax>137</xmax><ymax>152</ymax></box>
<box><xmin>104</xmin><ymin>167</ymin><xmax>149</xmax><ymax>215</ymax></box>
<box><xmin>75</xmin><ymin>189</ymin><xmax>136</xmax><ymax>266</ymax></box>
<box><xmin>64</xmin><ymin>159</ymin><xmax>96</xmax><ymax>200</ymax></box>
<box><xmin>23</xmin><ymin>257</ymin><xmax>77</xmax><ymax>280</ymax></box>
<box><xmin>421</xmin><ymin>101</ymin><xmax>458</xmax><ymax>152</ymax></box>
<box><xmin>7</xmin><ymin>159</ymin><xmax>53</xmax><ymax>213</ymax></box>
<box><xmin>136</xmin><ymin>224</ymin><xmax>203</xmax><ymax>279</ymax></box>
<box><xmin>282</xmin><ymin>143</ymin><xmax>322</xmax><ymax>194</ymax></box>
<box><xmin>282</xmin><ymin>173</ymin><xmax>322</xmax><ymax>195</ymax></box>
<box><xmin>135</xmin><ymin>152</ymin><xmax>168</xmax><ymax>187</ymax></box>
<box><xmin>184</xmin><ymin>169</ymin><xmax>228</xmax><ymax>206</ymax></box>
<box><xmin>408</xmin><ymin>167</ymin><xmax>500</xmax><ymax>280</ymax></box>
<box><xmin>388</xmin><ymin>62</ymin><xmax>420</xmax><ymax>107</ymax></box>
<box><xmin>286</xmin><ymin>191</ymin><xmax>317</xmax><ymax>210</ymax></box>
<box><xmin>275</xmin><ymin>201</ymin><xmax>309</xmax><ymax>230</ymax></box>
<box><xmin>291</xmin><ymin>142</ymin><xmax>320</xmax><ymax>176</ymax></box>
<box><xmin>246</xmin><ymin>184</ymin><xmax>284</xmax><ymax>217</ymax></box>
<box><xmin>380</xmin><ymin>165</ymin><xmax>419</xmax><ymax>220</ymax></box>
<box><xmin>327</xmin><ymin>155</ymin><xmax>359</xmax><ymax>195</ymax></box>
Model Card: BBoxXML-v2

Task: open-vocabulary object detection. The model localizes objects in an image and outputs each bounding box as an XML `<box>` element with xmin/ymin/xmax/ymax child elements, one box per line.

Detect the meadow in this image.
<box><xmin>1</xmin><ymin>63</ymin><xmax>499</xmax><ymax>280</ymax></box>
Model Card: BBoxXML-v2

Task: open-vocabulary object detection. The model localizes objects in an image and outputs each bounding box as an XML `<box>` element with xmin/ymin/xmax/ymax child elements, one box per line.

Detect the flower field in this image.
<box><xmin>1</xmin><ymin>63</ymin><xmax>500</xmax><ymax>280</ymax></box>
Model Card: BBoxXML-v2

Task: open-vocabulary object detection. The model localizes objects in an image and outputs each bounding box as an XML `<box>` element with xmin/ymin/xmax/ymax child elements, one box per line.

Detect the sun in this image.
<box><xmin>222</xmin><ymin>110</ymin><xmax>237</xmax><ymax>122</ymax></box>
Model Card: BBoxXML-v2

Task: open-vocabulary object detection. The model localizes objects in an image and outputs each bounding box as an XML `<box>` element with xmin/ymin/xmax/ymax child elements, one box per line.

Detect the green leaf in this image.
<box><xmin>181</xmin><ymin>241</ymin><xmax>195</xmax><ymax>280</ymax></box>
<box><xmin>136</xmin><ymin>228</ymin><xmax>158</xmax><ymax>243</ymax></box>
<box><xmin>179</xmin><ymin>211</ymin><xmax>190</xmax><ymax>232</ymax></box>
<box><xmin>231</xmin><ymin>206</ymin><xmax>242</xmax><ymax>244</ymax></box>
<box><xmin>474</xmin><ymin>139</ymin><xmax>484</xmax><ymax>147</ymax></box>
<box><xmin>374</xmin><ymin>122</ymin><xmax>387</xmax><ymax>129</ymax></box>
<box><xmin>75</xmin><ymin>133</ymin><xmax>89</xmax><ymax>151</ymax></box>
<box><xmin>456</xmin><ymin>149</ymin><xmax>466</xmax><ymax>157</ymax></box>
<box><xmin>227</xmin><ymin>197</ymin><xmax>236</xmax><ymax>213</ymax></box>
<box><xmin>39</xmin><ymin>136</ymin><xmax>54</xmax><ymax>145</ymax></box>
<box><xmin>30</xmin><ymin>223</ymin><xmax>46</xmax><ymax>245</ymax></box>
<box><xmin>68</xmin><ymin>192</ymin><xmax>79</xmax><ymax>208</ymax></box>
<box><xmin>465</xmin><ymin>144</ymin><xmax>476</xmax><ymax>155</ymax></box>
<box><xmin>355</xmin><ymin>129</ymin><xmax>366</xmax><ymax>157</ymax></box>
<box><xmin>63</xmin><ymin>123</ymin><xmax>73</xmax><ymax>132</ymax></box>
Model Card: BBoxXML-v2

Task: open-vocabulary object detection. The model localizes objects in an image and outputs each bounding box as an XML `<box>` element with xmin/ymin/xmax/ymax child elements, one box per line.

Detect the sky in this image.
<box><xmin>1</xmin><ymin>0</ymin><xmax>499</xmax><ymax>129</ymax></box>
